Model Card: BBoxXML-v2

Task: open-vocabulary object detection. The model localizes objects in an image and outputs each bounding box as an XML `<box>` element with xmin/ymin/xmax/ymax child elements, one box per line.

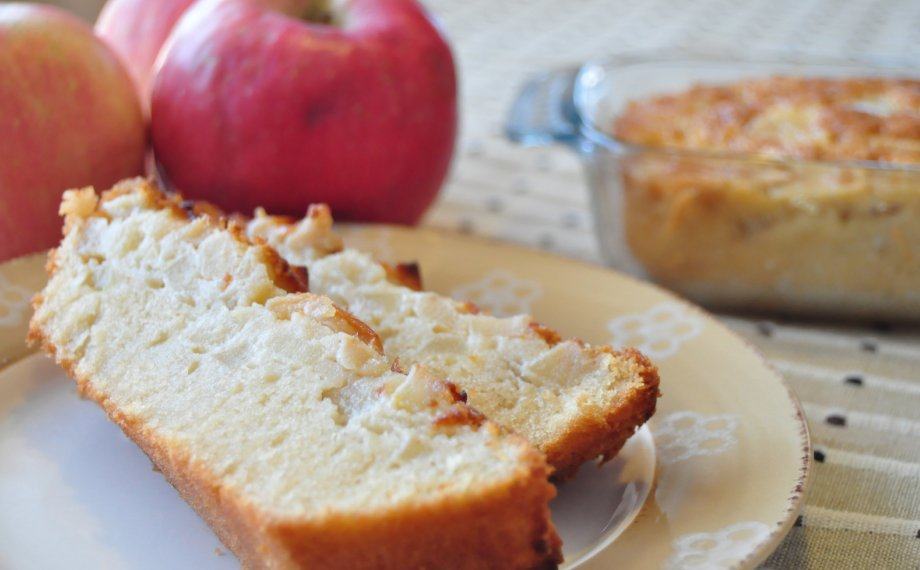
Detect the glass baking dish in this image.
<box><xmin>507</xmin><ymin>53</ymin><xmax>919</xmax><ymax>321</ymax></box>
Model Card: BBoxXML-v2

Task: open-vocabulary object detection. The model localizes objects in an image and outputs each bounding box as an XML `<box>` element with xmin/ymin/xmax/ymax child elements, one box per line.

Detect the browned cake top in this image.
<box><xmin>614</xmin><ymin>76</ymin><xmax>920</xmax><ymax>164</ymax></box>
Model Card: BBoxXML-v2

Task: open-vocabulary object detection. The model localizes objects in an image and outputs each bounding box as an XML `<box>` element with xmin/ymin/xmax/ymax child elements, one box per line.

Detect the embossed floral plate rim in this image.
<box><xmin>0</xmin><ymin>225</ymin><xmax>811</xmax><ymax>569</ymax></box>
<box><xmin>339</xmin><ymin>225</ymin><xmax>812</xmax><ymax>570</ymax></box>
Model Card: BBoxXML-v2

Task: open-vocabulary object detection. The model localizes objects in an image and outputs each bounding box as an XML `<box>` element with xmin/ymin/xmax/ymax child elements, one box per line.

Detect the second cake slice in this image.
<box><xmin>248</xmin><ymin>206</ymin><xmax>660</xmax><ymax>479</ymax></box>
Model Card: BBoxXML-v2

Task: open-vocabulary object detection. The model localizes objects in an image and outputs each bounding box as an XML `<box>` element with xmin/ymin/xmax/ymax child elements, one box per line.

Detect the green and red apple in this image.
<box><xmin>0</xmin><ymin>3</ymin><xmax>146</xmax><ymax>262</ymax></box>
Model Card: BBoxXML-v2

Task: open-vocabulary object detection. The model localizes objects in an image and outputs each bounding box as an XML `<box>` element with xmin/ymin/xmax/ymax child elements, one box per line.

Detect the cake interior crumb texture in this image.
<box><xmin>248</xmin><ymin>208</ymin><xmax>660</xmax><ymax>478</ymax></box>
<box><xmin>29</xmin><ymin>179</ymin><xmax>560</xmax><ymax>569</ymax></box>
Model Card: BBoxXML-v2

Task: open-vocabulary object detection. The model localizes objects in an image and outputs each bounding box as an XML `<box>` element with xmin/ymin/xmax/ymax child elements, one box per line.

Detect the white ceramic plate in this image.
<box><xmin>0</xmin><ymin>227</ymin><xmax>810</xmax><ymax>569</ymax></box>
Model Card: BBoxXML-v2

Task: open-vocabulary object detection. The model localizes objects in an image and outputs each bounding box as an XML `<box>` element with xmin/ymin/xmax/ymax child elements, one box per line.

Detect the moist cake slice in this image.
<box><xmin>29</xmin><ymin>179</ymin><xmax>561</xmax><ymax>570</ymax></box>
<box><xmin>247</xmin><ymin>206</ymin><xmax>660</xmax><ymax>480</ymax></box>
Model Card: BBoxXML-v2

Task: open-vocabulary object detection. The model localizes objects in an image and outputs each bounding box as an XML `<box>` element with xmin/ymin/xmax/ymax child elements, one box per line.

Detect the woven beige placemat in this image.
<box><xmin>420</xmin><ymin>0</ymin><xmax>920</xmax><ymax>568</ymax></box>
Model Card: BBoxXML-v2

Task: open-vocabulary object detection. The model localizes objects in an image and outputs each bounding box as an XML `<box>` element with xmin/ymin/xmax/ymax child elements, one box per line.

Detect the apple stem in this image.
<box><xmin>282</xmin><ymin>0</ymin><xmax>336</xmax><ymax>25</ymax></box>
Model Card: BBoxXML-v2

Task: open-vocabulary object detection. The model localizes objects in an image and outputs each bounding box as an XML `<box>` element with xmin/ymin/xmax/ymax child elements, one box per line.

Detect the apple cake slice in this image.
<box><xmin>29</xmin><ymin>179</ymin><xmax>561</xmax><ymax>570</ymax></box>
<box><xmin>247</xmin><ymin>206</ymin><xmax>660</xmax><ymax>480</ymax></box>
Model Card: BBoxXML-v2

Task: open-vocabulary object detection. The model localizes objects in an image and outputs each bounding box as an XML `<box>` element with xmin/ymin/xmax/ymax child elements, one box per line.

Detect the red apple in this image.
<box><xmin>0</xmin><ymin>3</ymin><xmax>146</xmax><ymax>262</ymax></box>
<box><xmin>95</xmin><ymin>0</ymin><xmax>195</xmax><ymax>112</ymax></box>
<box><xmin>151</xmin><ymin>0</ymin><xmax>457</xmax><ymax>223</ymax></box>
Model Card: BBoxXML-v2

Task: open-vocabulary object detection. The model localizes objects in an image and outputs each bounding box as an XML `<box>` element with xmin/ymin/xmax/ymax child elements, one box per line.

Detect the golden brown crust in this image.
<box><xmin>527</xmin><ymin>322</ymin><xmax>562</xmax><ymax>346</ymax></box>
<box><xmin>323</xmin><ymin>301</ymin><xmax>385</xmax><ymax>354</ymax></box>
<box><xmin>614</xmin><ymin>76</ymin><xmax>920</xmax><ymax>164</ymax></box>
<box><xmin>544</xmin><ymin>348</ymin><xmax>660</xmax><ymax>481</ymax></box>
<box><xmin>457</xmin><ymin>300</ymin><xmax>481</xmax><ymax>315</ymax></box>
<box><xmin>444</xmin><ymin>381</ymin><xmax>470</xmax><ymax>404</ymax></box>
<box><xmin>383</xmin><ymin>261</ymin><xmax>423</xmax><ymax>291</ymax></box>
<box><xmin>271</xmin><ymin>452</ymin><xmax>561</xmax><ymax>570</ymax></box>
<box><xmin>178</xmin><ymin>198</ymin><xmax>230</xmax><ymax>222</ymax></box>
<box><xmin>260</xmin><ymin>248</ymin><xmax>309</xmax><ymax>294</ymax></box>
<box><xmin>433</xmin><ymin>405</ymin><xmax>487</xmax><ymax>429</ymax></box>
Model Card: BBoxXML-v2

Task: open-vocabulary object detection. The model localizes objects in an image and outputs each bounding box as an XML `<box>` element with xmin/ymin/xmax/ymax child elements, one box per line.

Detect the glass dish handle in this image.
<box><xmin>506</xmin><ymin>66</ymin><xmax>583</xmax><ymax>147</ymax></box>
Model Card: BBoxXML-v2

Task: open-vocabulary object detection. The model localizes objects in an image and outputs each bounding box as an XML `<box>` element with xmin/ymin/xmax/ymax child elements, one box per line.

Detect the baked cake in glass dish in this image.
<box><xmin>612</xmin><ymin>76</ymin><xmax>919</xmax><ymax>320</ymax></box>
